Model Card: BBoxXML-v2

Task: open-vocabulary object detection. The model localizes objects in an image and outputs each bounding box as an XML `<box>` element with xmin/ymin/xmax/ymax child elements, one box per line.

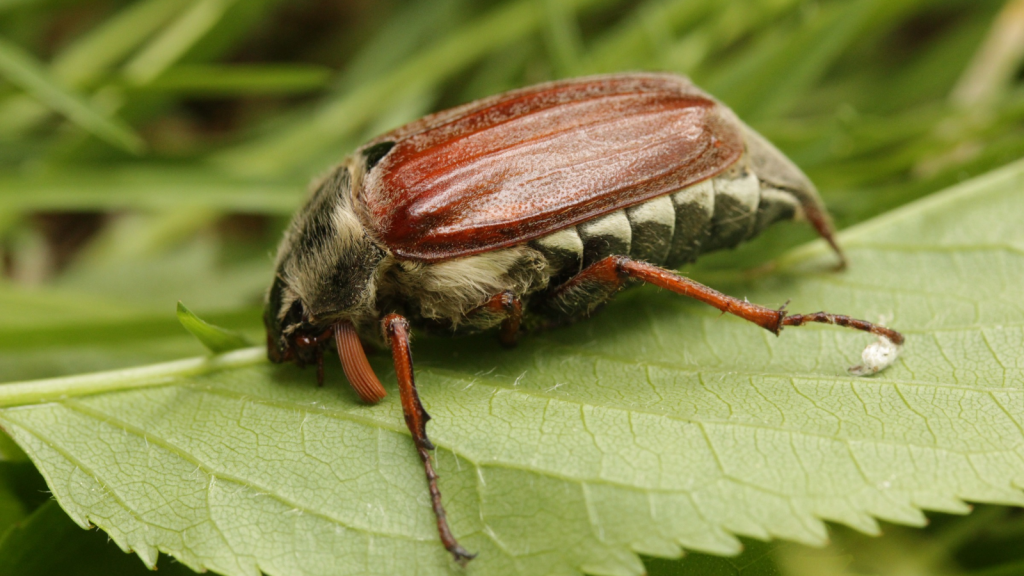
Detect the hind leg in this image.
<box><xmin>544</xmin><ymin>255</ymin><xmax>903</xmax><ymax>345</ymax></box>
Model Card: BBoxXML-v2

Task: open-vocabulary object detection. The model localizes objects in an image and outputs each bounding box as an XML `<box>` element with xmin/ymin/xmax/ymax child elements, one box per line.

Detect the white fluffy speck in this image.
<box><xmin>848</xmin><ymin>336</ymin><xmax>902</xmax><ymax>376</ymax></box>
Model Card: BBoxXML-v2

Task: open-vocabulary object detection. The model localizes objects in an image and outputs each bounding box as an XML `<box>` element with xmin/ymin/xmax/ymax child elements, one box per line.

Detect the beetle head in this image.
<box><xmin>264</xmin><ymin>163</ymin><xmax>385</xmax><ymax>365</ymax></box>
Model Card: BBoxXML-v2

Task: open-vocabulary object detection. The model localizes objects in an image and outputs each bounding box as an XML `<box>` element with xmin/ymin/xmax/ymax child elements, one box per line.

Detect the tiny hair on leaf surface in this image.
<box><xmin>1</xmin><ymin>160</ymin><xmax>1023</xmax><ymax>575</ymax></box>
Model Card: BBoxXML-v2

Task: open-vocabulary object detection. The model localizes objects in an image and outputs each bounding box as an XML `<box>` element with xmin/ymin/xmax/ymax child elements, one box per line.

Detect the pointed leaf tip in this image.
<box><xmin>176</xmin><ymin>301</ymin><xmax>251</xmax><ymax>354</ymax></box>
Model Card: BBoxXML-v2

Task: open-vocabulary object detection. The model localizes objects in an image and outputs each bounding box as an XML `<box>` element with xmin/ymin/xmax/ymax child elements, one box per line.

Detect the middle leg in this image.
<box><xmin>464</xmin><ymin>290</ymin><xmax>523</xmax><ymax>347</ymax></box>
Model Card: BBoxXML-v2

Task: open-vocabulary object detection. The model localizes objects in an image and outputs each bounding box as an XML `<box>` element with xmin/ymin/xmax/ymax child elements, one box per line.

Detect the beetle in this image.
<box><xmin>263</xmin><ymin>73</ymin><xmax>904</xmax><ymax>563</ymax></box>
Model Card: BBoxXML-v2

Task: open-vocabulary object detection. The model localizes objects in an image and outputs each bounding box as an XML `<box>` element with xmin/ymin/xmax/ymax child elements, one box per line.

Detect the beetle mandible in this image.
<box><xmin>263</xmin><ymin>73</ymin><xmax>904</xmax><ymax>563</ymax></box>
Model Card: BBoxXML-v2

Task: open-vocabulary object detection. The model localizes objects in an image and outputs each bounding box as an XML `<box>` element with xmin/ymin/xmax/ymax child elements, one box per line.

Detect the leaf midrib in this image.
<box><xmin>48</xmin><ymin>370</ymin><xmax>1019</xmax><ymax>486</ymax></box>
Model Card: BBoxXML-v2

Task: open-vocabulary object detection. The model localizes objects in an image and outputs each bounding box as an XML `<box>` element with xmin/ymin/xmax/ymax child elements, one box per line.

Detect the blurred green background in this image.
<box><xmin>1</xmin><ymin>0</ymin><xmax>1023</xmax><ymax>574</ymax></box>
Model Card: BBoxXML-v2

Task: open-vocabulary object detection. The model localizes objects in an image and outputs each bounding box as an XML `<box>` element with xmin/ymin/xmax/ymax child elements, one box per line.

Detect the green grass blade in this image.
<box><xmin>176</xmin><ymin>302</ymin><xmax>251</xmax><ymax>354</ymax></box>
<box><xmin>131</xmin><ymin>64</ymin><xmax>331</xmax><ymax>95</ymax></box>
<box><xmin>539</xmin><ymin>0</ymin><xmax>585</xmax><ymax>76</ymax></box>
<box><xmin>706</xmin><ymin>0</ymin><xmax>883</xmax><ymax>119</ymax></box>
<box><xmin>0</xmin><ymin>347</ymin><xmax>264</xmax><ymax>408</ymax></box>
<box><xmin>53</xmin><ymin>0</ymin><xmax>191</xmax><ymax>87</ymax></box>
<box><xmin>215</xmin><ymin>0</ymin><xmax>621</xmax><ymax>176</ymax></box>
<box><xmin>0</xmin><ymin>165</ymin><xmax>303</xmax><ymax>213</ymax></box>
<box><xmin>0</xmin><ymin>36</ymin><xmax>144</xmax><ymax>153</ymax></box>
<box><xmin>0</xmin><ymin>306</ymin><xmax>261</xmax><ymax>350</ymax></box>
<box><xmin>123</xmin><ymin>0</ymin><xmax>242</xmax><ymax>84</ymax></box>
<box><xmin>0</xmin><ymin>0</ymin><xmax>187</xmax><ymax>135</ymax></box>
<box><xmin>329</xmin><ymin>0</ymin><xmax>469</xmax><ymax>93</ymax></box>
<box><xmin>582</xmin><ymin>0</ymin><xmax>716</xmax><ymax>74</ymax></box>
<box><xmin>0</xmin><ymin>0</ymin><xmax>36</xmax><ymax>12</ymax></box>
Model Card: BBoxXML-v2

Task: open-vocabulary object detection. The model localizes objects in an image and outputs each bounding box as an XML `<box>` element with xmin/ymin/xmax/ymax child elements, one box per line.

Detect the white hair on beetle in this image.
<box><xmin>391</xmin><ymin>246</ymin><xmax>547</xmax><ymax>326</ymax></box>
<box><xmin>281</xmin><ymin>197</ymin><xmax>368</xmax><ymax>309</ymax></box>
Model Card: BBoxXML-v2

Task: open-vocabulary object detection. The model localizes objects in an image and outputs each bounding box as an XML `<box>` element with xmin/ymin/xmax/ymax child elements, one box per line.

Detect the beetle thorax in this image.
<box><xmin>376</xmin><ymin>245</ymin><xmax>549</xmax><ymax>330</ymax></box>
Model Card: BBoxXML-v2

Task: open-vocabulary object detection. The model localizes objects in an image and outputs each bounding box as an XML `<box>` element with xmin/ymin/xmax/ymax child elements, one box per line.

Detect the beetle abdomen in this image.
<box><xmin>530</xmin><ymin>164</ymin><xmax>802</xmax><ymax>278</ymax></box>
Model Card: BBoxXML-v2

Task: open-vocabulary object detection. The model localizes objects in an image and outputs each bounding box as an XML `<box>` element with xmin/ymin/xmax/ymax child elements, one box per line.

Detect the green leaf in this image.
<box><xmin>176</xmin><ymin>301</ymin><xmax>251</xmax><ymax>354</ymax></box>
<box><xmin>0</xmin><ymin>500</ymin><xmax>198</xmax><ymax>576</ymax></box>
<box><xmin>0</xmin><ymin>463</ymin><xmax>34</xmax><ymax>530</ymax></box>
<box><xmin>0</xmin><ymin>36</ymin><xmax>145</xmax><ymax>154</ymax></box>
<box><xmin>0</xmin><ymin>432</ymin><xmax>27</xmax><ymax>462</ymax></box>
<box><xmin>0</xmin><ymin>453</ymin><xmax>48</xmax><ymax>535</ymax></box>
<box><xmin>1</xmin><ymin>160</ymin><xmax>1023</xmax><ymax>575</ymax></box>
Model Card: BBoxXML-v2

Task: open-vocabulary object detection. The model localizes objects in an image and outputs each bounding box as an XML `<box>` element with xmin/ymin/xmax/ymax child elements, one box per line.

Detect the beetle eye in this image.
<box><xmin>363</xmin><ymin>141</ymin><xmax>396</xmax><ymax>172</ymax></box>
<box><xmin>282</xmin><ymin>298</ymin><xmax>304</xmax><ymax>330</ymax></box>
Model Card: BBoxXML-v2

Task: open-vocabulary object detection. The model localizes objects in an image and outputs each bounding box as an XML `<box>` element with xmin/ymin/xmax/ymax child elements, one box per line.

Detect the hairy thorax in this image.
<box><xmin>374</xmin><ymin>246</ymin><xmax>549</xmax><ymax>335</ymax></box>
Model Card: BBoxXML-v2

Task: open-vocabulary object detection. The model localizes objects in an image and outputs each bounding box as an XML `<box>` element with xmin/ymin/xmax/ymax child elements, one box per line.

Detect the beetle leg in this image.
<box><xmin>466</xmin><ymin>290</ymin><xmax>523</xmax><ymax>347</ymax></box>
<box><xmin>543</xmin><ymin>256</ymin><xmax>635</xmax><ymax>320</ymax></box>
<box><xmin>381</xmin><ymin>313</ymin><xmax>476</xmax><ymax>565</ymax></box>
<box><xmin>547</xmin><ymin>256</ymin><xmax>903</xmax><ymax>344</ymax></box>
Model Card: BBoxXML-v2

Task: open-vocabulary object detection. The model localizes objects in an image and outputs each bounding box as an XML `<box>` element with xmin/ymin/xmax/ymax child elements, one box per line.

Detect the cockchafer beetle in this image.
<box><xmin>263</xmin><ymin>73</ymin><xmax>904</xmax><ymax>563</ymax></box>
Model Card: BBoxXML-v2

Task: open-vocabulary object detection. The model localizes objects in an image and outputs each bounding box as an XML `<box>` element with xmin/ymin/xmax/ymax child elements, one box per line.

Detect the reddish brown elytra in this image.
<box><xmin>263</xmin><ymin>73</ymin><xmax>904</xmax><ymax>563</ymax></box>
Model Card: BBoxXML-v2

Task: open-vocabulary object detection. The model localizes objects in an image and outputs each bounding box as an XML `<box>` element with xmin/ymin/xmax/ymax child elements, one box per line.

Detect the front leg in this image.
<box><xmin>381</xmin><ymin>313</ymin><xmax>475</xmax><ymax>565</ymax></box>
